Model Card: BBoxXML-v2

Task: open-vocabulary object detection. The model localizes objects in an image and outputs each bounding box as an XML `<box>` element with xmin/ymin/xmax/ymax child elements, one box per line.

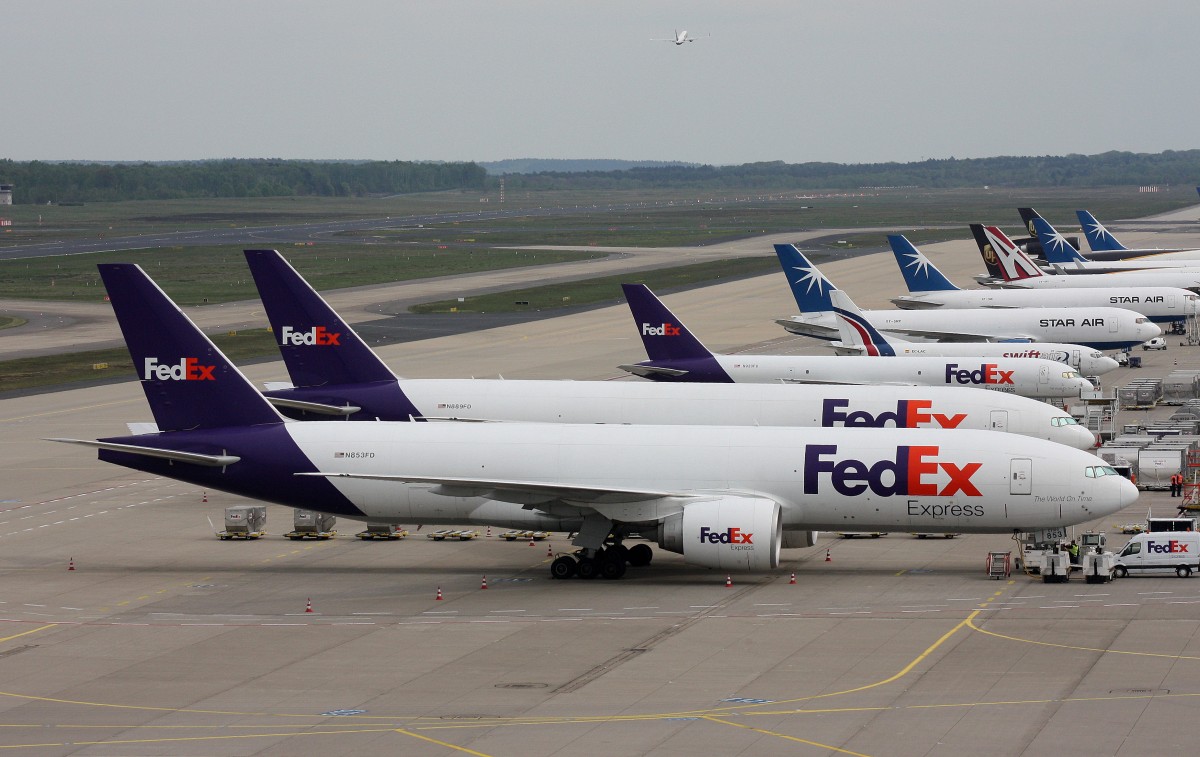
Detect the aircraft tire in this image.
<box><xmin>576</xmin><ymin>558</ymin><xmax>599</xmax><ymax>580</ymax></box>
<box><xmin>627</xmin><ymin>544</ymin><xmax>653</xmax><ymax>567</ymax></box>
<box><xmin>599</xmin><ymin>557</ymin><xmax>627</xmax><ymax>580</ymax></box>
<box><xmin>550</xmin><ymin>555</ymin><xmax>578</xmax><ymax>580</ymax></box>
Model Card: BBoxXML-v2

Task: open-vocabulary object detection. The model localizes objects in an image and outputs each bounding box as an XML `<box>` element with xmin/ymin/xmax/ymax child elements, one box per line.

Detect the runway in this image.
<box><xmin>2</xmin><ymin>228</ymin><xmax>1200</xmax><ymax>755</ymax></box>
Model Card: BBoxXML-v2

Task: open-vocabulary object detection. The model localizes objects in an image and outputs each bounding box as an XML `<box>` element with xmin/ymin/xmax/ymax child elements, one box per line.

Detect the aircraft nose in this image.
<box><xmin>1118</xmin><ymin>475</ymin><xmax>1139</xmax><ymax>509</ymax></box>
<box><xmin>1095</xmin><ymin>356</ymin><xmax>1120</xmax><ymax>374</ymax></box>
<box><xmin>1064</xmin><ymin>424</ymin><xmax>1098</xmax><ymax>451</ymax></box>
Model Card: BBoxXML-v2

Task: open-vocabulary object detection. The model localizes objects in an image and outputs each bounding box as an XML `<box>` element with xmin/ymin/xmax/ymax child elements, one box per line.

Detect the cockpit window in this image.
<box><xmin>1085</xmin><ymin>466</ymin><xmax>1120</xmax><ymax>477</ymax></box>
<box><xmin>1051</xmin><ymin>416</ymin><xmax>1080</xmax><ymax>427</ymax></box>
<box><xmin>1063</xmin><ymin>371</ymin><xmax>1082</xmax><ymax>380</ymax></box>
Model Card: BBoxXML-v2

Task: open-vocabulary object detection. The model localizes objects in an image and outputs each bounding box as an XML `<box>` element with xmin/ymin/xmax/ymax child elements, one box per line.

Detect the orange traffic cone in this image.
<box><xmin>436</xmin><ymin>587</ymin><xmax>443</xmax><ymax>601</ymax></box>
<box><xmin>825</xmin><ymin>549</ymin><xmax>831</xmax><ymax>562</ymax></box>
<box><xmin>546</xmin><ymin>543</ymin><xmax>553</xmax><ymax>557</ymax></box>
<box><xmin>528</xmin><ymin>536</ymin><xmax>535</xmax><ymax>547</ymax></box>
<box><xmin>480</xmin><ymin>576</ymin><xmax>488</xmax><ymax>590</ymax></box>
<box><xmin>202</xmin><ymin>491</ymin><xmax>208</xmax><ymax>503</ymax></box>
<box><xmin>789</xmin><ymin>572</ymin><xmax>796</xmax><ymax>584</ymax></box>
<box><xmin>68</xmin><ymin>557</ymin><xmax>75</xmax><ymax>571</ymax></box>
<box><xmin>725</xmin><ymin>575</ymin><xmax>733</xmax><ymax>588</ymax></box>
<box><xmin>486</xmin><ymin>526</ymin><xmax>491</xmax><ymax>537</ymax></box>
<box><xmin>305</xmin><ymin>598</ymin><xmax>313</xmax><ymax>613</ymax></box>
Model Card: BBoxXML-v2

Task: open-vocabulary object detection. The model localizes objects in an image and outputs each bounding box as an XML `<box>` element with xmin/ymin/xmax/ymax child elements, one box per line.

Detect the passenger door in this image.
<box><xmin>1010</xmin><ymin>458</ymin><xmax>1032</xmax><ymax>495</ymax></box>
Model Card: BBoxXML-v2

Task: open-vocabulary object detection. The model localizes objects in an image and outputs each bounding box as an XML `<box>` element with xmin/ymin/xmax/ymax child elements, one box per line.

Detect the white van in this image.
<box><xmin>1113</xmin><ymin>532</ymin><xmax>1200</xmax><ymax>577</ymax></box>
<box><xmin>1142</xmin><ymin>337</ymin><xmax>1167</xmax><ymax>351</ymax></box>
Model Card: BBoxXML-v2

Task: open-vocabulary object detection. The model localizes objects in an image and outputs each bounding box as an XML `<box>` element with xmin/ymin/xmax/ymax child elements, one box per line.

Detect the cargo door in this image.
<box><xmin>1168</xmin><ymin>294</ymin><xmax>1176</xmax><ymax>310</ymax></box>
<box><xmin>1109</xmin><ymin>317</ymin><xmax>1119</xmax><ymax>334</ymax></box>
<box><xmin>1010</xmin><ymin>458</ymin><xmax>1032</xmax><ymax>495</ymax></box>
<box><xmin>990</xmin><ymin>410</ymin><xmax>1009</xmax><ymax>432</ymax></box>
<box><xmin>1039</xmin><ymin>364</ymin><xmax>1049</xmax><ymax>384</ymax></box>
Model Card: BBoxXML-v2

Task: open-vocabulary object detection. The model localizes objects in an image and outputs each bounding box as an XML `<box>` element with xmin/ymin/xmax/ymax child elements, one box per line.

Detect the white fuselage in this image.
<box><xmin>708</xmin><ymin>354</ymin><xmax>1091</xmax><ymax>398</ymax></box>
<box><xmin>998</xmin><ymin>270</ymin><xmax>1200</xmax><ymax>291</ymax></box>
<box><xmin>893</xmin><ymin>286</ymin><xmax>1197</xmax><ymax>325</ymax></box>
<box><xmin>830</xmin><ymin>340</ymin><xmax>1118</xmax><ymax>376</ymax></box>
<box><xmin>289</xmin><ymin>423</ymin><xmax>1135</xmax><ymax>533</ymax></box>
<box><xmin>782</xmin><ymin>306</ymin><xmax>1159</xmax><ymax>349</ymax></box>
<box><xmin>397</xmin><ymin>380</ymin><xmax>1095</xmax><ymax>448</ymax></box>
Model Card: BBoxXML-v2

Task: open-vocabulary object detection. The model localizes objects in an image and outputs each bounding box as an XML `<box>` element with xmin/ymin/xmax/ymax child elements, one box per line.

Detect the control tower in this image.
<box><xmin>0</xmin><ymin>184</ymin><xmax>12</xmax><ymax>205</ymax></box>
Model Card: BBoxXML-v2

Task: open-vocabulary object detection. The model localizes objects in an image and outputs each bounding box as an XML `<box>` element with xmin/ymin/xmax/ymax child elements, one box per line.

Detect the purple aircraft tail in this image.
<box><xmin>621</xmin><ymin>283</ymin><xmax>715</xmax><ymax>361</ymax></box>
<box><xmin>97</xmin><ymin>264</ymin><xmax>283</xmax><ymax>432</ymax></box>
<box><xmin>244</xmin><ymin>249</ymin><xmax>396</xmax><ymax>387</ymax></box>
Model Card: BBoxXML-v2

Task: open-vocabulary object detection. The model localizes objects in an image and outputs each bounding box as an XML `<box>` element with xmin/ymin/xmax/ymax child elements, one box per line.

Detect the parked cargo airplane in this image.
<box><xmin>243</xmin><ymin>250</ymin><xmax>1093</xmax><ymax>447</ymax></box>
<box><xmin>53</xmin><ymin>264</ymin><xmax>1136</xmax><ymax>579</ymax></box>
<box><xmin>1076</xmin><ymin>210</ymin><xmax>1199</xmax><ymax>259</ymax></box>
<box><xmin>773</xmin><ymin>244</ymin><xmax>1160</xmax><ymax>350</ymax></box>
<box><xmin>829</xmin><ymin>290</ymin><xmax>1118</xmax><ymax>378</ymax></box>
<box><xmin>1031</xmin><ymin>217</ymin><xmax>1200</xmax><ymax>274</ymax></box>
<box><xmin>618</xmin><ymin>284</ymin><xmax>1092</xmax><ymax>398</ymax></box>
<box><xmin>888</xmin><ymin>233</ymin><xmax>1197</xmax><ymax>326</ymax></box>
<box><xmin>972</xmin><ymin>224</ymin><xmax>1200</xmax><ymax>293</ymax></box>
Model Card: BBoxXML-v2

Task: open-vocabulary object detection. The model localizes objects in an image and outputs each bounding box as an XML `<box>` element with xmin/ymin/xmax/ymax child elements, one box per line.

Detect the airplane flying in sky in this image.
<box><xmin>653</xmin><ymin>29</ymin><xmax>703</xmax><ymax>44</ymax></box>
<box><xmin>54</xmin><ymin>264</ymin><xmax>1137</xmax><ymax>580</ymax></box>
<box><xmin>972</xmin><ymin>224</ymin><xmax>1200</xmax><ymax>293</ymax></box>
<box><xmin>243</xmin><ymin>249</ymin><xmax>1092</xmax><ymax>446</ymax></box>
<box><xmin>619</xmin><ymin>283</ymin><xmax>1093</xmax><ymax>399</ymax></box>
<box><xmin>773</xmin><ymin>244</ymin><xmax>1161</xmax><ymax>350</ymax></box>
<box><xmin>888</xmin><ymin>233</ymin><xmax>1197</xmax><ymax>326</ymax></box>
<box><xmin>828</xmin><ymin>290</ymin><xmax>1118</xmax><ymax>377</ymax></box>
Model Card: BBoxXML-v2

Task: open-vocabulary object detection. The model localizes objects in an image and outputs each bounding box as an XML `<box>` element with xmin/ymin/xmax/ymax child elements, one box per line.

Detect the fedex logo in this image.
<box><xmin>945</xmin><ymin>363</ymin><xmax>1014</xmax><ymax>386</ymax></box>
<box><xmin>698</xmin><ymin>526</ymin><xmax>753</xmax><ymax>545</ymax></box>
<box><xmin>143</xmin><ymin>357</ymin><xmax>215</xmax><ymax>381</ymax></box>
<box><xmin>642</xmin><ymin>322</ymin><xmax>681</xmax><ymax>336</ymax></box>
<box><xmin>822</xmin><ymin>399</ymin><xmax>966</xmax><ymax>429</ymax></box>
<box><xmin>1147</xmin><ymin>539</ymin><xmax>1190</xmax><ymax>554</ymax></box>
<box><xmin>280</xmin><ymin>325</ymin><xmax>341</xmax><ymax>346</ymax></box>
<box><xmin>803</xmin><ymin>444</ymin><xmax>982</xmax><ymax>497</ymax></box>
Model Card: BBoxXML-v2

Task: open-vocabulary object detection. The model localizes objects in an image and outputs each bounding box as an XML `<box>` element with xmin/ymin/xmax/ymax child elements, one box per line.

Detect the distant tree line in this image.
<box><xmin>493</xmin><ymin>150</ymin><xmax>1200</xmax><ymax>191</ymax></box>
<box><xmin>0</xmin><ymin>159</ymin><xmax>487</xmax><ymax>204</ymax></box>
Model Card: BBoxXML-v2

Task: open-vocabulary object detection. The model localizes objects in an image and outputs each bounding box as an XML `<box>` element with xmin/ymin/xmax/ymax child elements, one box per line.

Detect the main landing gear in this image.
<box><xmin>549</xmin><ymin>541</ymin><xmax>653</xmax><ymax>580</ymax></box>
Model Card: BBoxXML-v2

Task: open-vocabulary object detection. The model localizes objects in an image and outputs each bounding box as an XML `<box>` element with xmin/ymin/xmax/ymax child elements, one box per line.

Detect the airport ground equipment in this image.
<box><xmin>426</xmin><ymin>529</ymin><xmax>480</xmax><ymax>541</ymax></box>
<box><xmin>1014</xmin><ymin>527</ymin><xmax>1067</xmax><ymax>573</ymax></box>
<box><xmin>218</xmin><ymin>505</ymin><xmax>266</xmax><ymax>540</ymax></box>
<box><xmin>837</xmin><ymin>532</ymin><xmax>887</xmax><ymax>539</ymax></box>
<box><xmin>914</xmin><ymin>532</ymin><xmax>959</xmax><ymax>538</ymax></box>
<box><xmin>285</xmin><ymin>509</ymin><xmax>336</xmax><ymax>540</ymax></box>
<box><xmin>355</xmin><ymin>524</ymin><xmax>407</xmax><ymax>540</ymax></box>
<box><xmin>1082</xmin><ymin>550</ymin><xmax>1116</xmax><ymax>583</ymax></box>
<box><xmin>1114</xmin><ymin>531</ymin><xmax>1200</xmax><ymax>577</ymax></box>
<box><xmin>499</xmin><ymin>529</ymin><xmax>549</xmax><ymax>541</ymax></box>
<box><xmin>1040</xmin><ymin>550</ymin><xmax>1071</xmax><ymax>583</ymax></box>
<box><xmin>986</xmin><ymin>551</ymin><xmax>1011</xmax><ymax>579</ymax></box>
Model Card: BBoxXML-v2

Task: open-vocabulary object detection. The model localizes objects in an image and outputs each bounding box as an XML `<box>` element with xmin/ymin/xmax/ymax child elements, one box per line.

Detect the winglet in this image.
<box><xmin>621</xmin><ymin>284</ymin><xmax>714</xmax><ymax>361</ymax></box>
<box><xmin>829</xmin><ymin>290</ymin><xmax>896</xmax><ymax>356</ymax></box>
<box><xmin>772</xmin><ymin>244</ymin><xmax>838</xmax><ymax>314</ymax></box>
<box><xmin>97</xmin><ymin>264</ymin><xmax>283</xmax><ymax>432</ymax></box>
<box><xmin>1075</xmin><ymin>210</ymin><xmax>1128</xmax><ymax>252</ymax></box>
<box><xmin>244</xmin><ymin>249</ymin><xmax>397</xmax><ymax>387</ymax></box>
<box><xmin>1030</xmin><ymin>218</ymin><xmax>1089</xmax><ymax>264</ymax></box>
<box><xmin>887</xmin><ymin>235</ymin><xmax>959</xmax><ymax>292</ymax></box>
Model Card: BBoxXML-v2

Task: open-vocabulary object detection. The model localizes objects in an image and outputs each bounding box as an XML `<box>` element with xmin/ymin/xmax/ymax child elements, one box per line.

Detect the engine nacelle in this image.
<box><xmin>782</xmin><ymin>529</ymin><xmax>818</xmax><ymax>549</ymax></box>
<box><xmin>655</xmin><ymin>496</ymin><xmax>781</xmax><ymax>571</ymax></box>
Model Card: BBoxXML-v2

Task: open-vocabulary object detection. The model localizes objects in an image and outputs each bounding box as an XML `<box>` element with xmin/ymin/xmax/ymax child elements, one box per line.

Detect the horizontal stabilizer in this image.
<box><xmin>618</xmin><ymin>363</ymin><xmax>689</xmax><ymax>378</ymax></box>
<box><xmin>48</xmin><ymin>438</ymin><xmax>241</xmax><ymax>467</ymax></box>
<box><xmin>264</xmin><ymin>396</ymin><xmax>361</xmax><ymax>416</ymax></box>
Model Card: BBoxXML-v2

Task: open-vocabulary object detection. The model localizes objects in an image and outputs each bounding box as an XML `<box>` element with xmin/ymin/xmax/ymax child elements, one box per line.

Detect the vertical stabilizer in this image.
<box><xmin>970</xmin><ymin>224</ymin><xmax>1044</xmax><ymax>282</ymax></box>
<box><xmin>244</xmin><ymin>249</ymin><xmax>397</xmax><ymax>387</ymax></box>
<box><xmin>772</xmin><ymin>244</ymin><xmax>839</xmax><ymax>314</ymax></box>
<box><xmin>1030</xmin><ymin>218</ymin><xmax>1089</xmax><ymax>264</ymax></box>
<box><xmin>97</xmin><ymin>264</ymin><xmax>283</xmax><ymax>432</ymax></box>
<box><xmin>1075</xmin><ymin>210</ymin><xmax>1128</xmax><ymax>252</ymax></box>
<box><xmin>887</xmin><ymin>235</ymin><xmax>959</xmax><ymax>292</ymax></box>
<box><xmin>621</xmin><ymin>284</ymin><xmax>714</xmax><ymax>361</ymax></box>
<box><xmin>829</xmin><ymin>290</ymin><xmax>896</xmax><ymax>356</ymax></box>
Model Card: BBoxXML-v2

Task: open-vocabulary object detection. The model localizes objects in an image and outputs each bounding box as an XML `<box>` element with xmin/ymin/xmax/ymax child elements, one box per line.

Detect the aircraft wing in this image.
<box><xmin>882</xmin><ymin>327</ymin><xmax>1028</xmax><ymax>343</ymax></box>
<box><xmin>264</xmin><ymin>396</ymin><xmax>361</xmax><ymax>416</ymax></box>
<box><xmin>618</xmin><ymin>364</ymin><xmax>689</xmax><ymax>378</ymax></box>
<box><xmin>300</xmin><ymin>471</ymin><xmax>706</xmax><ymax>522</ymax></box>
<box><xmin>781</xmin><ymin>378</ymin><xmax>918</xmax><ymax>386</ymax></box>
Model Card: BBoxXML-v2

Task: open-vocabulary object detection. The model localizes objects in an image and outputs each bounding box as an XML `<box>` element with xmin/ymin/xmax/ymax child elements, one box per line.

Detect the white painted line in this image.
<box><xmin>559</xmin><ymin>608</ymin><xmax>592</xmax><ymax>611</ymax></box>
<box><xmin>623</xmin><ymin>606</ymin><xmax>658</xmax><ymax>610</ymax></box>
<box><xmin>1104</xmin><ymin>603</ymin><xmax>1138</xmax><ymax>607</ymax></box>
<box><xmin>489</xmin><ymin>610</ymin><xmax>527</xmax><ymax>614</ymax></box>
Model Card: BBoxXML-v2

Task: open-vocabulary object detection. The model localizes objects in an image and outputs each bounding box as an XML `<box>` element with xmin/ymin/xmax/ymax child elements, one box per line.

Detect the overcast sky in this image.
<box><xmin>6</xmin><ymin>1</ymin><xmax>1199</xmax><ymax>165</ymax></box>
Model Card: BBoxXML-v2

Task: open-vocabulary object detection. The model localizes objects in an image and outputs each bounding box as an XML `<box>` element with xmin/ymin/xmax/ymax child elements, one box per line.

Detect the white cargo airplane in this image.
<box><xmin>619</xmin><ymin>284</ymin><xmax>1093</xmax><ymax>399</ymax></box>
<box><xmin>829</xmin><ymin>290</ymin><xmax>1119</xmax><ymax>378</ymax></box>
<box><xmin>55</xmin><ymin>264</ymin><xmax>1136</xmax><ymax>580</ymax></box>
<box><xmin>888</xmin><ymin>234</ymin><xmax>1197</xmax><ymax>327</ymax></box>
<box><xmin>972</xmin><ymin>224</ymin><xmax>1200</xmax><ymax>293</ymax></box>
<box><xmin>243</xmin><ymin>249</ymin><xmax>1094</xmax><ymax>448</ymax></box>
<box><xmin>1029</xmin><ymin>216</ymin><xmax>1200</xmax><ymax>274</ymax></box>
<box><xmin>1076</xmin><ymin>210</ymin><xmax>1200</xmax><ymax>260</ymax></box>
<box><xmin>773</xmin><ymin>244</ymin><xmax>1161</xmax><ymax>350</ymax></box>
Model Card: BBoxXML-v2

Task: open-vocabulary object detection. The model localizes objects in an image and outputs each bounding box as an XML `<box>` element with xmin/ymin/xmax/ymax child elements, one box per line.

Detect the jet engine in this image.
<box><xmin>654</xmin><ymin>495</ymin><xmax>781</xmax><ymax>571</ymax></box>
